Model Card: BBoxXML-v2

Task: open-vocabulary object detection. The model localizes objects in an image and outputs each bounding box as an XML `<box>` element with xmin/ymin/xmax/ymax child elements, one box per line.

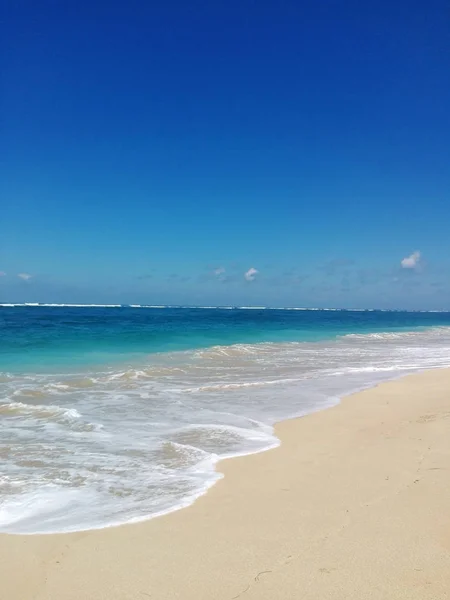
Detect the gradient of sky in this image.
<box><xmin>1</xmin><ymin>1</ymin><xmax>449</xmax><ymax>308</ymax></box>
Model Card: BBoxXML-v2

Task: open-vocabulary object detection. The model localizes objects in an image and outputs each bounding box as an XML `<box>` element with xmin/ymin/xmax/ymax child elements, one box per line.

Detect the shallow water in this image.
<box><xmin>1</xmin><ymin>307</ymin><xmax>450</xmax><ymax>533</ymax></box>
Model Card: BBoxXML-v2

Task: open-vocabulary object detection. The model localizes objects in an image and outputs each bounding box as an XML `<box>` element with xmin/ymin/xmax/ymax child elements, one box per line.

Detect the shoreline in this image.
<box><xmin>2</xmin><ymin>368</ymin><xmax>450</xmax><ymax>598</ymax></box>
<box><xmin>2</xmin><ymin>368</ymin><xmax>420</xmax><ymax>537</ymax></box>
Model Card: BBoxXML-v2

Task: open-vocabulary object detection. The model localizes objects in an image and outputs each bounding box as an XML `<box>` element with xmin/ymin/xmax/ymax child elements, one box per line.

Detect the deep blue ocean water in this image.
<box><xmin>2</xmin><ymin>306</ymin><xmax>450</xmax><ymax>534</ymax></box>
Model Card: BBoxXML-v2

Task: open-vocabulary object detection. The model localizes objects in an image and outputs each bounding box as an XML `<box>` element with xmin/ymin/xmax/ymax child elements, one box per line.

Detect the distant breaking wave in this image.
<box><xmin>1</xmin><ymin>303</ymin><xmax>449</xmax><ymax>312</ymax></box>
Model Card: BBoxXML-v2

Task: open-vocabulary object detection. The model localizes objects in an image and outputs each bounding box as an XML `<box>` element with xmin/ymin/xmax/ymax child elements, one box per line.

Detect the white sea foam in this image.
<box><xmin>0</xmin><ymin>303</ymin><xmax>123</xmax><ymax>308</ymax></box>
<box><xmin>1</xmin><ymin>326</ymin><xmax>450</xmax><ymax>534</ymax></box>
<box><xmin>1</xmin><ymin>304</ymin><xmax>450</xmax><ymax>312</ymax></box>
<box><xmin>0</xmin><ymin>401</ymin><xmax>80</xmax><ymax>418</ymax></box>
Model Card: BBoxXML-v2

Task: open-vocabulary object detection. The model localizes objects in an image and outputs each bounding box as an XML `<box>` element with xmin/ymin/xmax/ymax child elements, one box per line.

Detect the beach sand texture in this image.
<box><xmin>1</xmin><ymin>368</ymin><xmax>450</xmax><ymax>599</ymax></box>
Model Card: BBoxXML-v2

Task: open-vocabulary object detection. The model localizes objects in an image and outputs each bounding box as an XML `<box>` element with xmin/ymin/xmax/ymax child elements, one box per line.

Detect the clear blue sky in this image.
<box><xmin>2</xmin><ymin>1</ymin><xmax>449</xmax><ymax>308</ymax></box>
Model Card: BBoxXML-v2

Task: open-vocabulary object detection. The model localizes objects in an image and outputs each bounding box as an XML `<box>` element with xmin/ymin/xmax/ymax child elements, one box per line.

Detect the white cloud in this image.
<box><xmin>18</xmin><ymin>273</ymin><xmax>32</xmax><ymax>280</ymax></box>
<box><xmin>244</xmin><ymin>267</ymin><xmax>259</xmax><ymax>281</ymax></box>
<box><xmin>213</xmin><ymin>267</ymin><xmax>226</xmax><ymax>277</ymax></box>
<box><xmin>401</xmin><ymin>251</ymin><xmax>421</xmax><ymax>269</ymax></box>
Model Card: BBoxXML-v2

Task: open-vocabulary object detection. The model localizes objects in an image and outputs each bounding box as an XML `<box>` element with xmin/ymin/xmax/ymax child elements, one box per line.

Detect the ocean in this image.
<box><xmin>1</xmin><ymin>305</ymin><xmax>450</xmax><ymax>534</ymax></box>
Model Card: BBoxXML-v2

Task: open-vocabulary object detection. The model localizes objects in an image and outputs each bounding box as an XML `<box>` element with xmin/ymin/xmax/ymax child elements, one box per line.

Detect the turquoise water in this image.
<box><xmin>2</xmin><ymin>306</ymin><xmax>450</xmax><ymax>371</ymax></box>
<box><xmin>2</xmin><ymin>306</ymin><xmax>450</xmax><ymax>534</ymax></box>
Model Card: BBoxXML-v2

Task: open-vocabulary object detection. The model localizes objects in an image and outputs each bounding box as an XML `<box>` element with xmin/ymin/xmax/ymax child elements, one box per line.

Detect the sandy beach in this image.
<box><xmin>2</xmin><ymin>368</ymin><xmax>450</xmax><ymax>599</ymax></box>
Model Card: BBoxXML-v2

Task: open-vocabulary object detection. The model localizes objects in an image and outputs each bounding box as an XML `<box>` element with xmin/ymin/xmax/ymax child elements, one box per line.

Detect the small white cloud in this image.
<box><xmin>213</xmin><ymin>267</ymin><xmax>226</xmax><ymax>277</ymax></box>
<box><xmin>18</xmin><ymin>273</ymin><xmax>32</xmax><ymax>280</ymax></box>
<box><xmin>401</xmin><ymin>251</ymin><xmax>421</xmax><ymax>269</ymax></box>
<box><xmin>244</xmin><ymin>267</ymin><xmax>259</xmax><ymax>281</ymax></box>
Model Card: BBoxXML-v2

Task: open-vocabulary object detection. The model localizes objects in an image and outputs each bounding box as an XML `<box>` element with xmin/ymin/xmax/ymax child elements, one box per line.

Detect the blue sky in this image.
<box><xmin>2</xmin><ymin>1</ymin><xmax>449</xmax><ymax>308</ymax></box>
